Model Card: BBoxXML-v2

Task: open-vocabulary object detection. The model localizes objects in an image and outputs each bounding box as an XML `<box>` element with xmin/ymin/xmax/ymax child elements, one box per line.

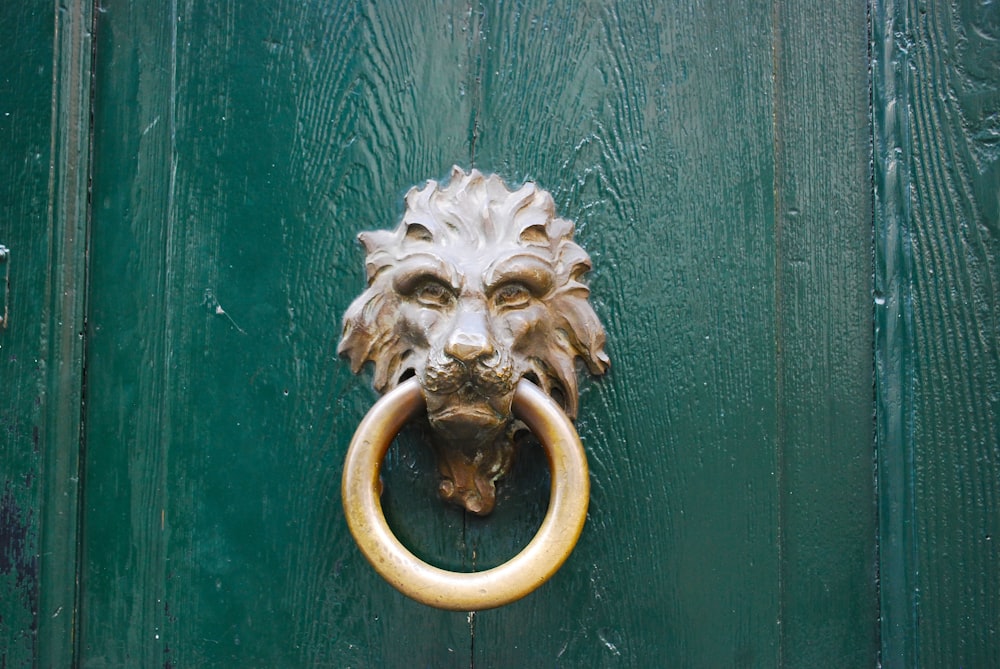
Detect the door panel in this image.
<box><xmin>0</xmin><ymin>3</ymin><xmax>58</xmax><ymax>664</ymax></box>
<box><xmin>83</xmin><ymin>0</ymin><xmax>875</xmax><ymax>665</ymax></box>
<box><xmin>6</xmin><ymin>0</ymin><xmax>999</xmax><ymax>666</ymax></box>
<box><xmin>79</xmin><ymin>0</ymin><xmax>876</xmax><ymax>666</ymax></box>
<box><xmin>473</xmin><ymin>0</ymin><xmax>783</xmax><ymax>664</ymax></box>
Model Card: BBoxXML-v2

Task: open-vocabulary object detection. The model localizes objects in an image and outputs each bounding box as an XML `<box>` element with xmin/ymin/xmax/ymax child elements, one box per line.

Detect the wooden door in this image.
<box><xmin>1</xmin><ymin>1</ymin><xmax>996</xmax><ymax>667</ymax></box>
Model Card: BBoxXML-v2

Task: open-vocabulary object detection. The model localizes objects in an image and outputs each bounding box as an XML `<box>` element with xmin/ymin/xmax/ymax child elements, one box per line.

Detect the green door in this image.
<box><xmin>1</xmin><ymin>1</ymin><xmax>997</xmax><ymax>667</ymax></box>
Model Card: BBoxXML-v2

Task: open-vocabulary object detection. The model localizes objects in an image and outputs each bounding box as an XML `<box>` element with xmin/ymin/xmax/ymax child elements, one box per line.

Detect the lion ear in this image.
<box><xmin>338</xmin><ymin>286</ymin><xmax>381</xmax><ymax>371</ymax></box>
<box><xmin>358</xmin><ymin>230</ymin><xmax>392</xmax><ymax>255</ymax></box>
<box><xmin>357</xmin><ymin>230</ymin><xmax>398</xmax><ymax>283</ymax></box>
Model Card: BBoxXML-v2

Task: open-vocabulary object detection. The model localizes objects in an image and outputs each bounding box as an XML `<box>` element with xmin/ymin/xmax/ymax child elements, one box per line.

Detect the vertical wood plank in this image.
<box><xmin>81</xmin><ymin>2</ymin><xmax>179</xmax><ymax>661</ymax></box>
<box><xmin>82</xmin><ymin>0</ymin><xmax>479</xmax><ymax>665</ymax></box>
<box><xmin>276</xmin><ymin>2</ymin><xmax>480</xmax><ymax>664</ymax></box>
<box><xmin>38</xmin><ymin>2</ymin><xmax>94</xmax><ymax>664</ymax></box>
<box><xmin>471</xmin><ymin>0</ymin><xmax>783</xmax><ymax>664</ymax></box>
<box><xmin>874</xmin><ymin>0</ymin><xmax>919</xmax><ymax>663</ymax></box>
<box><xmin>773</xmin><ymin>0</ymin><xmax>878</xmax><ymax>664</ymax></box>
<box><xmin>0</xmin><ymin>1</ymin><xmax>92</xmax><ymax>666</ymax></box>
<box><xmin>0</xmin><ymin>3</ymin><xmax>55</xmax><ymax>664</ymax></box>
<box><xmin>876</xmin><ymin>0</ymin><xmax>1000</xmax><ymax>665</ymax></box>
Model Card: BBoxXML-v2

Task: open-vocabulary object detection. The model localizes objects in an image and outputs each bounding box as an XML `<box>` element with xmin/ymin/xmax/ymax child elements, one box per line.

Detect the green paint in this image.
<box><xmin>3</xmin><ymin>0</ymin><xmax>995</xmax><ymax>666</ymax></box>
<box><xmin>0</xmin><ymin>1</ymin><xmax>91</xmax><ymax>666</ymax></box>
<box><xmin>0</xmin><ymin>4</ymin><xmax>52</xmax><ymax>662</ymax></box>
<box><xmin>876</xmin><ymin>0</ymin><xmax>1000</xmax><ymax>666</ymax></box>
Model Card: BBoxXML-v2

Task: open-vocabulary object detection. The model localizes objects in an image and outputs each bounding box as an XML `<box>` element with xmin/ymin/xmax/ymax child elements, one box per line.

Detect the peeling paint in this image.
<box><xmin>0</xmin><ymin>479</ymin><xmax>39</xmax><ymax>662</ymax></box>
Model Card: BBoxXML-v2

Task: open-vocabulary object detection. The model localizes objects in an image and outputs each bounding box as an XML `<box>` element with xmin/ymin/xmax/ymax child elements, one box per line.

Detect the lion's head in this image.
<box><xmin>339</xmin><ymin>167</ymin><xmax>609</xmax><ymax>514</ymax></box>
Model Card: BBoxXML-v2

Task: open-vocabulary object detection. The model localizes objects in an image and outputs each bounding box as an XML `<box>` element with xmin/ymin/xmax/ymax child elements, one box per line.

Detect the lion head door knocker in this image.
<box><xmin>338</xmin><ymin>167</ymin><xmax>609</xmax><ymax>610</ymax></box>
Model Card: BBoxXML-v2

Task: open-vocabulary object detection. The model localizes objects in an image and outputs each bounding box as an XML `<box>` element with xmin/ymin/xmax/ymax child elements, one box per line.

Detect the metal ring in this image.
<box><xmin>341</xmin><ymin>377</ymin><xmax>590</xmax><ymax>611</ymax></box>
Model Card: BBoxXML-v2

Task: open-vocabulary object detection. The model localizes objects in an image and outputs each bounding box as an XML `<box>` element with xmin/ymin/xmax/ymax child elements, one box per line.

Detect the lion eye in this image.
<box><xmin>493</xmin><ymin>282</ymin><xmax>532</xmax><ymax>309</ymax></box>
<box><xmin>414</xmin><ymin>280</ymin><xmax>454</xmax><ymax>308</ymax></box>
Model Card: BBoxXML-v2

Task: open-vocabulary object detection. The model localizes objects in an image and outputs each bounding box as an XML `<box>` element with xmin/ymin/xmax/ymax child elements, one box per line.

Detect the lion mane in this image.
<box><xmin>338</xmin><ymin>166</ymin><xmax>609</xmax><ymax>419</ymax></box>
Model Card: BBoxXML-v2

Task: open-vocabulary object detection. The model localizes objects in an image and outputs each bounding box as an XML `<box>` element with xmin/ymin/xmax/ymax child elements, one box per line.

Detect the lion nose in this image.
<box><xmin>445</xmin><ymin>313</ymin><xmax>495</xmax><ymax>362</ymax></box>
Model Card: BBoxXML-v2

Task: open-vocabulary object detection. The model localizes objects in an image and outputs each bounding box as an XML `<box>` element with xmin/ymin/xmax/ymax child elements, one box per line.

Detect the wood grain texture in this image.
<box><xmin>773</xmin><ymin>1</ymin><xmax>876</xmax><ymax>664</ymax></box>
<box><xmin>876</xmin><ymin>0</ymin><xmax>1000</xmax><ymax>666</ymax></box>
<box><xmin>0</xmin><ymin>5</ymin><xmax>52</xmax><ymax>662</ymax></box>
<box><xmin>470</xmin><ymin>0</ymin><xmax>875</xmax><ymax>666</ymax></box>
<box><xmin>80</xmin><ymin>0</ymin><xmax>875</xmax><ymax>666</ymax></box>
<box><xmin>83</xmin><ymin>1</ymin><xmax>476</xmax><ymax>666</ymax></box>
<box><xmin>0</xmin><ymin>2</ymin><xmax>92</xmax><ymax>666</ymax></box>
<box><xmin>464</xmin><ymin>3</ymin><xmax>876</xmax><ymax>666</ymax></box>
<box><xmin>472</xmin><ymin>0</ymin><xmax>783</xmax><ymax>665</ymax></box>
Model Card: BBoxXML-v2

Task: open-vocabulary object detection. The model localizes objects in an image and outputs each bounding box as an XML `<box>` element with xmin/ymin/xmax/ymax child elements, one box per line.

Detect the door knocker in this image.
<box><xmin>339</xmin><ymin>167</ymin><xmax>609</xmax><ymax>610</ymax></box>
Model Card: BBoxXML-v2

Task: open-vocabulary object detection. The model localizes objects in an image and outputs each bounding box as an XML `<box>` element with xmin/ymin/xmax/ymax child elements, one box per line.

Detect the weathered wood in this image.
<box><xmin>876</xmin><ymin>0</ymin><xmax>1000</xmax><ymax>666</ymax></box>
<box><xmin>79</xmin><ymin>0</ymin><xmax>877</xmax><ymax>666</ymax></box>
<box><xmin>82</xmin><ymin>1</ymin><xmax>476</xmax><ymax>665</ymax></box>
<box><xmin>17</xmin><ymin>0</ymin><xmax>1000</xmax><ymax>665</ymax></box>
<box><xmin>0</xmin><ymin>2</ymin><xmax>92</xmax><ymax>666</ymax></box>
<box><xmin>0</xmin><ymin>6</ymin><xmax>52</xmax><ymax>662</ymax></box>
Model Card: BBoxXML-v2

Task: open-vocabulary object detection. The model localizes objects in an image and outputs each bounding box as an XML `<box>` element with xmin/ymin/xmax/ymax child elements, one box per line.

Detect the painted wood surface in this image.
<box><xmin>876</xmin><ymin>0</ymin><xmax>1000</xmax><ymax>666</ymax></box>
<box><xmin>0</xmin><ymin>2</ymin><xmax>92</xmax><ymax>666</ymax></box>
<box><xmin>78</xmin><ymin>1</ymin><xmax>876</xmax><ymax>666</ymax></box>
<box><xmin>0</xmin><ymin>0</ymin><xmax>883</xmax><ymax>666</ymax></box>
<box><xmin>772</xmin><ymin>2</ymin><xmax>876</xmax><ymax>663</ymax></box>
<box><xmin>469</xmin><ymin>1</ymin><xmax>876</xmax><ymax>666</ymax></box>
<box><xmin>0</xmin><ymin>4</ymin><xmax>52</xmax><ymax>663</ymax></box>
<box><xmin>5</xmin><ymin>1</ymin><xmax>997</xmax><ymax>666</ymax></box>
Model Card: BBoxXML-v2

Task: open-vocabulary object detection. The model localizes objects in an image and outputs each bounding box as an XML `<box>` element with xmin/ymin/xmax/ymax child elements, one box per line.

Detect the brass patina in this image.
<box><xmin>339</xmin><ymin>167</ymin><xmax>609</xmax><ymax>515</ymax></box>
<box><xmin>341</xmin><ymin>377</ymin><xmax>590</xmax><ymax>610</ymax></box>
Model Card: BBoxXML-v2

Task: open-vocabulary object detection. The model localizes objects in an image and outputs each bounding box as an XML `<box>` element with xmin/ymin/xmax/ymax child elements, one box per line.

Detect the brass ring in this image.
<box><xmin>341</xmin><ymin>377</ymin><xmax>590</xmax><ymax>611</ymax></box>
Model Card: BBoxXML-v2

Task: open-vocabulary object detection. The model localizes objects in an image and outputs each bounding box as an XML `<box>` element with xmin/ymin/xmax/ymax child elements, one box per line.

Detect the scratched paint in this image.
<box><xmin>0</xmin><ymin>482</ymin><xmax>39</xmax><ymax>663</ymax></box>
